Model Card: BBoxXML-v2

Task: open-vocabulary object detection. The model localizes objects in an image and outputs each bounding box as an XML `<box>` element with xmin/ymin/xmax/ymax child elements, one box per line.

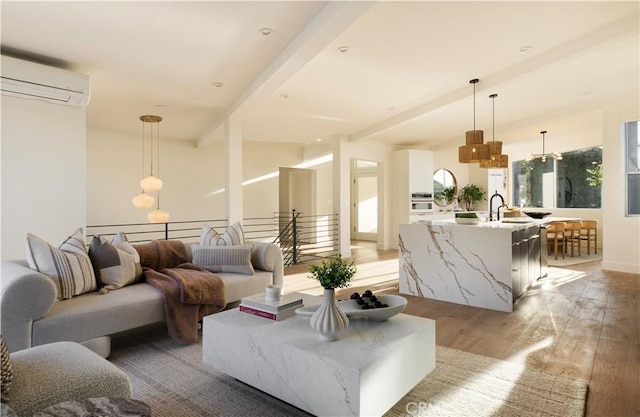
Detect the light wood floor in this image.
<box><xmin>284</xmin><ymin>241</ymin><xmax>640</xmax><ymax>417</ymax></box>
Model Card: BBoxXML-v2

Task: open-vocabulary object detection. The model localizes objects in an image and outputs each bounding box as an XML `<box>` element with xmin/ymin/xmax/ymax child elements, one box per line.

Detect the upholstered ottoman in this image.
<box><xmin>6</xmin><ymin>342</ymin><xmax>131</xmax><ymax>417</ymax></box>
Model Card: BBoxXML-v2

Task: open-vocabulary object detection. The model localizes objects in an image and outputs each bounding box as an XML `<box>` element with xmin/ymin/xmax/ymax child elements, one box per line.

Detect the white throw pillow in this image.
<box><xmin>191</xmin><ymin>244</ymin><xmax>255</xmax><ymax>275</ymax></box>
<box><xmin>200</xmin><ymin>222</ymin><xmax>244</xmax><ymax>247</ymax></box>
<box><xmin>26</xmin><ymin>228</ymin><xmax>97</xmax><ymax>300</ymax></box>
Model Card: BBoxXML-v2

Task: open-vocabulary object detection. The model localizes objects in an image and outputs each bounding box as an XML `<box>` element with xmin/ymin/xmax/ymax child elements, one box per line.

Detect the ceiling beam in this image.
<box><xmin>348</xmin><ymin>12</ymin><xmax>639</xmax><ymax>143</ymax></box>
<box><xmin>196</xmin><ymin>1</ymin><xmax>375</xmax><ymax>149</ymax></box>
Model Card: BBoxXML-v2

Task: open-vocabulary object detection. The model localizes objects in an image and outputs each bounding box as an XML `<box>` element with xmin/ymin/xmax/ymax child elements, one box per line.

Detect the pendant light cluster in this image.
<box><xmin>131</xmin><ymin>115</ymin><xmax>170</xmax><ymax>223</ymax></box>
<box><xmin>527</xmin><ymin>130</ymin><xmax>562</xmax><ymax>163</ymax></box>
<box><xmin>459</xmin><ymin>78</ymin><xmax>508</xmax><ymax>169</ymax></box>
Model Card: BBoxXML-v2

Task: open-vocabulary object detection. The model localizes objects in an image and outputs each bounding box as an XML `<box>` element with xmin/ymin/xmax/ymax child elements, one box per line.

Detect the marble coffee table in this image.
<box><xmin>202</xmin><ymin>292</ymin><xmax>435</xmax><ymax>417</ymax></box>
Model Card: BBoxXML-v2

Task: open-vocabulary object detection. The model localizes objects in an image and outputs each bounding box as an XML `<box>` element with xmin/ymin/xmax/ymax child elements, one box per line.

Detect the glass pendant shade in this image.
<box><xmin>148</xmin><ymin>208</ymin><xmax>170</xmax><ymax>223</ymax></box>
<box><xmin>140</xmin><ymin>175</ymin><xmax>163</xmax><ymax>192</ymax></box>
<box><xmin>132</xmin><ymin>192</ymin><xmax>155</xmax><ymax>209</ymax></box>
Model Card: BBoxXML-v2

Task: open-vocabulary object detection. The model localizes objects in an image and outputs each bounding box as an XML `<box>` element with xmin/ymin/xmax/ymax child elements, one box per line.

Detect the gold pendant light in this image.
<box><xmin>459</xmin><ymin>79</ymin><xmax>490</xmax><ymax>163</ymax></box>
<box><xmin>139</xmin><ymin>115</ymin><xmax>163</xmax><ymax>192</ymax></box>
<box><xmin>527</xmin><ymin>131</ymin><xmax>562</xmax><ymax>162</ymax></box>
<box><xmin>132</xmin><ymin>114</ymin><xmax>170</xmax><ymax>223</ymax></box>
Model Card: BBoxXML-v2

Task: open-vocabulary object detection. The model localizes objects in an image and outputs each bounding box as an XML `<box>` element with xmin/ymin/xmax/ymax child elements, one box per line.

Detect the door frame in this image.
<box><xmin>351</xmin><ymin>159</ymin><xmax>378</xmax><ymax>241</ymax></box>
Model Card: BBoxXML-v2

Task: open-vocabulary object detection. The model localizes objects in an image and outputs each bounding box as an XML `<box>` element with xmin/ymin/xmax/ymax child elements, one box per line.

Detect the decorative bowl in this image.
<box><xmin>295</xmin><ymin>294</ymin><xmax>407</xmax><ymax>322</ymax></box>
<box><xmin>524</xmin><ymin>211</ymin><xmax>551</xmax><ymax>219</ymax></box>
<box><xmin>454</xmin><ymin>217</ymin><xmax>481</xmax><ymax>224</ymax></box>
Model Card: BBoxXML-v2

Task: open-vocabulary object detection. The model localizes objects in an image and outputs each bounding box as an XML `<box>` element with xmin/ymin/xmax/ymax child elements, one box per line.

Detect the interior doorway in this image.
<box><xmin>351</xmin><ymin>159</ymin><xmax>378</xmax><ymax>241</ymax></box>
<box><xmin>278</xmin><ymin>167</ymin><xmax>316</xmax><ymax>241</ymax></box>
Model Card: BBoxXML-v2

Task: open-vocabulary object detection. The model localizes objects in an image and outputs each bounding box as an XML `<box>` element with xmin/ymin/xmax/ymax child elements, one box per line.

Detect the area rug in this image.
<box><xmin>547</xmin><ymin>251</ymin><xmax>602</xmax><ymax>267</ymax></box>
<box><xmin>109</xmin><ymin>324</ymin><xmax>587</xmax><ymax>417</ymax></box>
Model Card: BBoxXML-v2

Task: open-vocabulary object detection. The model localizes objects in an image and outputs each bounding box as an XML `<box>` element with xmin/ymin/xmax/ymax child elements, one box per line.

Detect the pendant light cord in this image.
<box><xmin>469</xmin><ymin>79</ymin><xmax>480</xmax><ymax>132</ymax></box>
<box><xmin>492</xmin><ymin>95</ymin><xmax>495</xmax><ymax>142</ymax></box>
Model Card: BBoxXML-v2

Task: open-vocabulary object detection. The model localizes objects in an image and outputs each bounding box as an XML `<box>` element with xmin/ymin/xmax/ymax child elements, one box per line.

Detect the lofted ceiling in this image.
<box><xmin>1</xmin><ymin>1</ymin><xmax>638</xmax><ymax>150</ymax></box>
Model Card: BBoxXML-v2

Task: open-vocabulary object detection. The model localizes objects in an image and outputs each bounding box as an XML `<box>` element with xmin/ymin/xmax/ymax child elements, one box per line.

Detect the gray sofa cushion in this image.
<box><xmin>32</xmin><ymin>283</ymin><xmax>165</xmax><ymax>347</ymax></box>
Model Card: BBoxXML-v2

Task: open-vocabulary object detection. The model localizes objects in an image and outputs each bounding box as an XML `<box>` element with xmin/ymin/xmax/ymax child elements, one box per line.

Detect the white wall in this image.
<box><xmin>87</xmin><ymin>131</ymin><xmax>306</xmax><ymax>225</ymax></box>
<box><xmin>242</xmin><ymin>142</ymin><xmax>304</xmax><ymax>219</ymax></box>
<box><xmin>602</xmin><ymin>98</ymin><xmax>640</xmax><ymax>274</ymax></box>
<box><xmin>1</xmin><ymin>96</ymin><xmax>87</xmax><ymax>260</ymax></box>
<box><xmin>87</xmin><ymin>128</ymin><xmax>226</xmax><ymax>225</ymax></box>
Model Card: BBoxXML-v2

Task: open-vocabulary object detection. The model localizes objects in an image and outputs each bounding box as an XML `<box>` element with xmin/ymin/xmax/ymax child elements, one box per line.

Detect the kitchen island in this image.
<box><xmin>399</xmin><ymin>219</ymin><xmax>543</xmax><ymax>313</ymax></box>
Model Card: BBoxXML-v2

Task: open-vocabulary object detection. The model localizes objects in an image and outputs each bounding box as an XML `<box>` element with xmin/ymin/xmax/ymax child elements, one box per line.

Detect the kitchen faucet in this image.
<box><xmin>489</xmin><ymin>191</ymin><xmax>508</xmax><ymax>221</ymax></box>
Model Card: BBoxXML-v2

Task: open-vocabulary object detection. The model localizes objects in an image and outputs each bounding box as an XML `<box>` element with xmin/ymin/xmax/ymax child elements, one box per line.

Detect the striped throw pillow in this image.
<box><xmin>26</xmin><ymin>228</ymin><xmax>97</xmax><ymax>300</ymax></box>
<box><xmin>200</xmin><ymin>222</ymin><xmax>244</xmax><ymax>247</ymax></box>
<box><xmin>191</xmin><ymin>244</ymin><xmax>255</xmax><ymax>275</ymax></box>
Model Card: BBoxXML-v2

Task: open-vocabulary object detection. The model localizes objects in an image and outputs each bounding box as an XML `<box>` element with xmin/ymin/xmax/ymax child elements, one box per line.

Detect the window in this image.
<box><xmin>512</xmin><ymin>146</ymin><xmax>602</xmax><ymax>209</ymax></box>
<box><xmin>556</xmin><ymin>147</ymin><xmax>602</xmax><ymax>208</ymax></box>
<box><xmin>626</xmin><ymin>120</ymin><xmax>640</xmax><ymax>216</ymax></box>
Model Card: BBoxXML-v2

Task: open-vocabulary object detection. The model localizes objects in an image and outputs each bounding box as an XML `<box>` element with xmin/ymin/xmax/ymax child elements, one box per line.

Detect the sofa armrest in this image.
<box><xmin>247</xmin><ymin>241</ymin><xmax>284</xmax><ymax>289</ymax></box>
<box><xmin>1</xmin><ymin>261</ymin><xmax>56</xmax><ymax>353</ymax></box>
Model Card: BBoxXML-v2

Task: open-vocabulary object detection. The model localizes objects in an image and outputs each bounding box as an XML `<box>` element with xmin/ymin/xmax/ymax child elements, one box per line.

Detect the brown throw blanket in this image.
<box><xmin>135</xmin><ymin>240</ymin><xmax>226</xmax><ymax>344</ymax></box>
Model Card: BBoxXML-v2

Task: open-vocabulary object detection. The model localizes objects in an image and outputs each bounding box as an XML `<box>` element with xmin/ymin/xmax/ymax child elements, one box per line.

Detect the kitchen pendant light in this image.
<box><xmin>480</xmin><ymin>93</ymin><xmax>509</xmax><ymax>169</ymax></box>
<box><xmin>527</xmin><ymin>130</ymin><xmax>562</xmax><ymax>162</ymax></box>
<box><xmin>459</xmin><ymin>79</ymin><xmax>490</xmax><ymax>163</ymax></box>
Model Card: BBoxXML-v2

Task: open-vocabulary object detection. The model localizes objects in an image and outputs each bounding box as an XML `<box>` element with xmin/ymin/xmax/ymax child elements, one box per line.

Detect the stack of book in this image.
<box><xmin>239</xmin><ymin>293</ymin><xmax>303</xmax><ymax>321</ymax></box>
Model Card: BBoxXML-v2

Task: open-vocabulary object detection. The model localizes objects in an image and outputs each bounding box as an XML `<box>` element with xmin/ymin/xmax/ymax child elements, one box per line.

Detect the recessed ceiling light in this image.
<box><xmin>212</xmin><ymin>82</ymin><xmax>223</xmax><ymax>88</ymax></box>
<box><xmin>519</xmin><ymin>45</ymin><xmax>532</xmax><ymax>52</ymax></box>
<box><xmin>316</xmin><ymin>138</ymin><xmax>323</xmax><ymax>142</ymax></box>
<box><xmin>337</xmin><ymin>46</ymin><xmax>350</xmax><ymax>53</ymax></box>
<box><xmin>280</xmin><ymin>93</ymin><xmax>289</xmax><ymax>99</ymax></box>
<box><xmin>259</xmin><ymin>28</ymin><xmax>273</xmax><ymax>36</ymax></box>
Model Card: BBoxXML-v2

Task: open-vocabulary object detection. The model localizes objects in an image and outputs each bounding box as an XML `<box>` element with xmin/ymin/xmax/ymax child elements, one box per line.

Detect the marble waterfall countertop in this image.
<box><xmin>399</xmin><ymin>221</ymin><xmax>543</xmax><ymax>313</ymax></box>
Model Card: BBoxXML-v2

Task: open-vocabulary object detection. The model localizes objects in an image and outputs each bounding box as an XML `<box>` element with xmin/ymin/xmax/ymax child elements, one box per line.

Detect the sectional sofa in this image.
<box><xmin>0</xmin><ymin>239</ymin><xmax>284</xmax><ymax>358</ymax></box>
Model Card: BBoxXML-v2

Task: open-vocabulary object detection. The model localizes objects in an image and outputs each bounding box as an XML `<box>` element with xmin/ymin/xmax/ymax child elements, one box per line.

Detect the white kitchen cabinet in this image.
<box><xmin>392</xmin><ymin>149</ymin><xmax>434</xmax><ymax>248</ymax></box>
<box><xmin>407</xmin><ymin>150</ymin><xmax>434</xmax><ymax>193</ymax></box>
<box><xmin>393</xmin><ymin>149</ymin><xmax>434</xmax><ymax>196</ymax></box>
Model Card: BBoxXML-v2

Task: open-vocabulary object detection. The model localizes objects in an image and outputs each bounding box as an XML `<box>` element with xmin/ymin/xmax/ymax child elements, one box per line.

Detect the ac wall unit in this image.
<box><xmin>1</xmin><ymin>55</ymin><xmax>90</xmax><ymax>107</ymax></box>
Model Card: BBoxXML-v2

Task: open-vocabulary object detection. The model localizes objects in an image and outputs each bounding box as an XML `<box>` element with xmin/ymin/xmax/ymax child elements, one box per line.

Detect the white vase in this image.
<box><xmin>310</xmin><ymin>288</ymin><xmax>349</xmax><ymax>342</ymax></box>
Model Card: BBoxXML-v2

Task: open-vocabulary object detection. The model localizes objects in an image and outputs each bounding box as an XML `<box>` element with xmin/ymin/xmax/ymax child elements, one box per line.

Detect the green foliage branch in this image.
<box><xmin>308</xmin><ymin>254</ymin><xmax>357</xmax><ymax>289</ymax></box>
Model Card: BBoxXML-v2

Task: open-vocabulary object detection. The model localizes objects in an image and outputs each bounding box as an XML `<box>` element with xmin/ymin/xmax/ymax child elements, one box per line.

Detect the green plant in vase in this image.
<box><xmin>441</xmin><ymin>186</ymin><xmax>457</xmax><ymax>207</ymax></box>
<box><xmin>458</xmin><ymin>183</ymin><xmax>486</xmax><ymax>211</ymax></box>
<box><xmin>307</xmin><ymin>254</ymin><xmax>357</xmax><ymax>341</ymax></box>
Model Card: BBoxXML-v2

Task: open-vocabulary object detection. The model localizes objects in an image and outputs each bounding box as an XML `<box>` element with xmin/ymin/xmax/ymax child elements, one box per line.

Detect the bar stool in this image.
<box><xmin>547</xmin><ymin>221</ymin><xmax>566</xmax><ymax>260</ymax></box>
<box><xmin>580</xmin><ymin>220</ymin><xmax>598</xmax><ymax>254</ymax></box>
<box><xmin>564</xmin><ymin>221</ymin><xmax>581</xmax><ymax>257</ymax></box>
